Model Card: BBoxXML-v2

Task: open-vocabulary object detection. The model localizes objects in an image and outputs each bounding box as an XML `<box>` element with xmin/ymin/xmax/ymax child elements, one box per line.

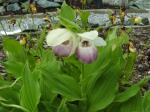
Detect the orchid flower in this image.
<box><xmin>46</xmin><ymin>28</ymin><xmax>77</xmax><ymax>57</ymax></box>
<box><xmin>76</xmin><ymin>31</ymin><xmax>106</xmax><ymax>64</ymax></box>
<box><xmin>46</xmin><ymin>28</ymin><xmax>106</xmax><ymax>64</ymax></box>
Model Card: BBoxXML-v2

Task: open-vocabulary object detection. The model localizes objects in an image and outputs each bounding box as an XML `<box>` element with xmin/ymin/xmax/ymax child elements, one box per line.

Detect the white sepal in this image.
<box><xmin>46</xmin><ymin>28</ymin><xmax>74</xmax><ymax>46</ymax></box>
<box><xmin>78</xmin><ymin>30</ymin><xmax>98</xmax><ymax>40</ymax></box>
<box><xmin>94</xmin><ymin>37</ymin><xmax>106</xmax><ymax>46</ymax></box>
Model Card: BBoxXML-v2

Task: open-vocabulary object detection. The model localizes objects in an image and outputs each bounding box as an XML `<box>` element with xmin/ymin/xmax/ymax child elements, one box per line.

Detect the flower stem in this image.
<box><xmin>79</xmin><ymin>63</ymin><xmax>88</xmax><ymax>111</ymax></box>
<box><xmin>80</xmin><ymin>63</ymin><xmax>85</xmax><ymax>97</ymax></box>
<box><xmin>81</xmin><ymin>64</ymin><xmax>84</xmax><ymax>79</ymax></box>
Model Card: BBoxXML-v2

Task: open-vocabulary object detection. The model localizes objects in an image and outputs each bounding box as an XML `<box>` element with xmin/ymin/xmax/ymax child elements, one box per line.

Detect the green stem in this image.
<box><xmin>57</xmin><ymin>98</ymin><xmax>66</xmax><ymax>112</ymax></box>
<box><xmin>80</xmin><ymin>63</ymin><xmax>88</xmax><ymax>112</ymax></box>
<box><xmin>80</xmin><ymin>63</ymin><xmax>84</xmax><ymax>97</ymax></box>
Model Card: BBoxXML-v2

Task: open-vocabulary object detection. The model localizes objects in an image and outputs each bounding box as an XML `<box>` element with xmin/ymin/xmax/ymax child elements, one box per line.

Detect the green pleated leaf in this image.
<box><xmin>0</xmin><ymin>86</ymin><xmax>19</xmax><ymax>105</ymax></box>
<box><xmin>0</xmin><ymin>97</ymin><xmax>7</xmax><ymax>102</ymax></box>
<box><xmin>40</xmin><ymin>77</ymin><xmax>56</xmax><ymax>103</ymax></box>
<box><xmin>59</xmin><ymin>16</ymin><xmax>81</xmax><ymax>32</ymax></box>
<box><xmin>4</xmin><ymin>60</ymin><xmax>24</xmax><ymax>77</ymax></box>
<box><xmin>115</xmin><ymin>85</ymin><xmax>140</xmax><ymax>103</ymax></box>
<box><xmin>106</xmin><ymin>27</ymin><xmax>118</xmax><ymax>41</ymax></box>
<box><xmin>42</xmin><ymin>70</ymin><xmax>81</xmax><ymax>101</ymax></box>
<box><xmin>38</xmin><ymin>50</ymin><xmax>58</xmax><ymax>103</ymax></box>
<box><xmin>79</xmin><ymin>10</ymin><xmax>90</xmax><ymax>28</ymax></box>
<box><xmin>143</xmin><ymin>90</ymin><xmax>150</xmax><ymax>112</ymax></box>
<box><xmin>87</xmin><ymin>62</ymin><xmax>121</xmax><ymax>112</ymax></box>
<box><xmin>120</xmin><ymin>94</ymin><xmax>143</xmax><ymax>112</ymax></box>
<box><xmin>3</xmin><ymin>38</ymin><xmax>26</xmax><ymax>63</ymax></box>
<box><xmin>39</xmin><ymin>50</ymin><xmax>81</xmax><ymax>101</ymax></box>
<box><xmin>0</xmin><ymin>102</ymin><xmax>29</xmax><ymax>112</ymax></box>
<box><xmin>0</xmin><ymin>77</ymin><xmax>21</xmax><ymax>90</ymax></box>
<box><xmin>86</xmin><ymin>29</ymin><xmax>130</xmax><ymax>112</ymax></box>
<box><xmin>122</xmin><ymin>52</ymin><xmax>137</xmax><ymax>81</ymax></box>
<box><xmin>60</xmin><ymin>2</ymin><xmax>76</xmax><ymax>21</ymax></box>
<box><xmin>115</xmin><ymin>77</ymin><xmax>150</xmax><ymax>103</ymax></box>
<box><xmin>20</xmin><ymin>63</ymin><xmax>41</xmax><ymax>112</ymax></box>
<box><xmin>3</xmin><ymin>38</ymin><xmax>27</xmax><ymax>77</ymax></box>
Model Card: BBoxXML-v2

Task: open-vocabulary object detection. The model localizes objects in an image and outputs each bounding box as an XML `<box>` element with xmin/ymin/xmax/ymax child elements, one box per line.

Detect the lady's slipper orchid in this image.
<box><xmin>76</xmin><ymin>31</ymin><xmax>106</xmax><ymax>64</ymax></box>
<box><xmin>46</xmin><ymin>28</ymin><xmax>77</xmax><ymax>57</ymax></box>
<box><xmin>76</xmin><ymin>40</ymin><xmax>98</xmax><ymax>64</ymax></box>
<box><xmin>46</xmin><ymin>28</ymin><xmax>106</xmax><ymax>63</ymax></box>
<box><xmin>52</xmin><ymin>40</ymin><xmax>73</xmax><ymax>57</ymax></box>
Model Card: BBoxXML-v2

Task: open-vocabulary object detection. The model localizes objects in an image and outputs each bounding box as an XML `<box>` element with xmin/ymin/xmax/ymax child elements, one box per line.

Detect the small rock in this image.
<box><xmin>0</xmin><ymin>0</ymin><xmax>19</xmax><ymax>3</ymax></box>
<box><xmin>142</xmin><ymin>18</ymin><xmax>149</xmax><ymax>25</ymax></box>
<box><xmin>7</xmin><ymin>3</ymin><xmax>21</xmax><ymax>12</ymax></box>
<box><xmin>54</xmin><ymin>0</ymin><xmax>64</xmax><ymax>2</ymax></box>
<box><xmin>37</xmin><ymin>0</ymin><xmax>60</xmax><ymax>8</ymax></box>
<box><xmin>138</xmin><ymin>64</ymin><xmax>144</xmax><ymax>71</ymax></box>
<box><xmin>0</xmin><ymin>6</ymin><xmax>5</xmax><ymax>14</ymax></box>
<box><xmin>147</xmin><ymin>49</ymin><xmax>150</xmax><ymax>56</ymax></box>
<box><xmin>103</xmin><ymin>0</ymin><xmax>128</xmax><ymax>6</ymax></box>
<box><xmin>138</xmin><ymin>64</ymin><xmax>148</xmax><ymax>72</ymax></box>
<box><xmin>143</xmin><ymin>81</ymin><xmax>150</xmax><ymax>90</ymax></box>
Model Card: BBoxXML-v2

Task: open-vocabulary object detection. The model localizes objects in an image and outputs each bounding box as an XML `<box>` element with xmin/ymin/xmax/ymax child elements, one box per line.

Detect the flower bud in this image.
<box><xmin>20</xmin><ymin>37</ymin><xmax>26</xmax><ymax>45</ymax></box>
<box><xmin>129</xmin><ymin>42</ymin><xmax>136</xmax><ymax>53</ymax></box>
<box><xmin>134</xmin><ymin>17</ymin><xmax>142</xmax><ymax>24</ymax></box>
<box><xmin>76</xmin><ymin>40</ymin><xmax>97</xmax><ymax>64</ymax></box>
<box><xmin>30</xmin><ymin>3</ymin><xmax>37</xmax><ymax>13</ymax></box>
<box><xmin>52</xmin><ymin>40</ymin><xmax>73</xmax><ymax>57</ymax></box>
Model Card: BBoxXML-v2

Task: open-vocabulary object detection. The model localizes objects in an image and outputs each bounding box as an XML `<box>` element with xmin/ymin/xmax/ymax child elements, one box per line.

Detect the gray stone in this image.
<box><xmin>54</xmin><ymin>0</ymin><xmax>64</xmax><ymax>2</ymax></box>
<box><xmin>147</xmin><ymin>49</ymin><xmax>150</xmax><ymax>56</ymax></box>
<box><xmin>37</xmin><ymin>0</ymin><xmax>60</xmax><ymax>8</ymax></box>
<box><xmin>142</xmin><ymin>18</ymin><xmax>149</xmax><ymax>25</ymax></box>
<box><xmin>7</xmin><ymin>3</ymin><xmax>21</xmax><ymax>12</ymax></box>
<box><xmin>88</xmin><ymin>13</ymin><xmax>109</xmax><ymax>26</ymax></box>
<box><xmin>0</xmin><ymin>0</ymin><xmax>18</xmax><ymax>4</ymax></box>
<box><xmin>129</xmin><ymin>0</ymin><xmax>150</xmax><ymax>9</ymax></box>
<box><xmin>0</xmin><ymin>6</ymin><xmax>5</xmax><ymax>14</ymax></box>
<box><xmin>102</xmin><ymin>0</ymin><xmax>128</xmax><ymax>6</ymax></box>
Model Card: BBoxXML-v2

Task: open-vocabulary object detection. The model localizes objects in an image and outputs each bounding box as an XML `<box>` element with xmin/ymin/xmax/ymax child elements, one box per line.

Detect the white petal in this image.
<box><xmin>70</xmin><ymin>35</ymin><xmax>80</xmax><ymax>55</ymax></box>
<box><xmin>46</xmin><ymin>28</ymin><xmax>74</xmax><ymax>46</ymax></box>
<box><xmin>94</xmin><ymin>37</ymin><xmax>106</xmax><ymax>46</ymax></box>
<box><xmin>78</xmin><ymin>30</ymin><xmax>98</xmax><ymax>40</ymax></box>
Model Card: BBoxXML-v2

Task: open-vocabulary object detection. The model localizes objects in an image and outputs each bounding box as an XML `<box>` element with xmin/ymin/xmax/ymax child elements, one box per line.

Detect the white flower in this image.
<box><xmin>46</xmin><ymin>28</ymin><xmax>106</xmax><ymax>63</ymax></box>
<box><xmin>77</xmin><ymin>30</ymin><xmax>106</xmax><ymax>47</ymax></box>
<box><xmin>76</xmin><ymin>31</ymin><xmax>106</xmax><ymax>63</ymax></box>
<box><xmin>46</xmin><ymin>28</ymin><xmax>74</xmax><ymax>46</ymax></box>
<box><xmin>46</xmin><ymin>28</ymin><xmax>77</xmax><ymax>57</ymax></box>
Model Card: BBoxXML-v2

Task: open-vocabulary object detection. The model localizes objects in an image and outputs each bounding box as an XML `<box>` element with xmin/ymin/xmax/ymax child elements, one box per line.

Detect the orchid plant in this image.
<box><xmin>0</xmin><ymin>2</ymin><xmax>150</xmax><ymax>112</ymax></box>
<box><xmin>45</xmin><ymin>2</ymin><xmax>106</xmax><ymax>64</ymax></box>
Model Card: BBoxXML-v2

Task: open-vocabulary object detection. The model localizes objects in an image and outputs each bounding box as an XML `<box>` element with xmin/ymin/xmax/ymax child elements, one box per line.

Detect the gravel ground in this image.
<box><xmin>131</xmin><ymin>27</ymin><xmax>150</xmax><ymax>82</ymax></box>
